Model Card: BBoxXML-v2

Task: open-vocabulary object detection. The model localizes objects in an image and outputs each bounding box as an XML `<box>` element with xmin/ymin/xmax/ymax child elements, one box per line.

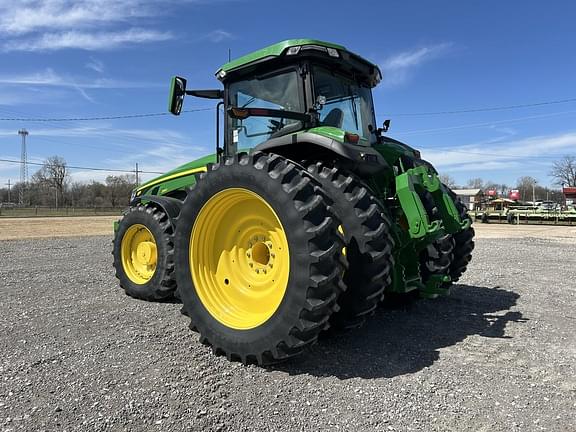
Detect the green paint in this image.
<box><xmin>304</xmin><ymin>126</ymin><xmax>346</xmax><ymax>143</ymax></box>
<box><xmin>136</xmin><ymin>153</ymin><xmax>216</xmax><ymax>196</ymax></box>
<box><xmin>218</xmin><ymin>39</ymin><xmax>348</xmax><ymax>75</ymax></box>
<box><xmin>373</xmin><ymin>140</ymin><xmax>419</xmax><ymax>166</ymax></box>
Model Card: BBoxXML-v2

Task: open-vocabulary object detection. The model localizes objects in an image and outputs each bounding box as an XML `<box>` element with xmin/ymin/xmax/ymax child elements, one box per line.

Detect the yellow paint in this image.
<box><xmin>121</xmin><ymin>224</ymin><xmax>157</xmax><ymax>284</ymax></box>
<box><xmin>338</xmin><ymin>224</ymin><xmax>347</xmax><ymax>256</ymax></box>
<box><xmin>136</xmin><ymin>167</ymin><xmax>208</xmax><ymax>193</ymax></box>
<box><xmin>190</xmin><ymin>188</ymin><xmax>290</xmax><ymax>330</ymax></box>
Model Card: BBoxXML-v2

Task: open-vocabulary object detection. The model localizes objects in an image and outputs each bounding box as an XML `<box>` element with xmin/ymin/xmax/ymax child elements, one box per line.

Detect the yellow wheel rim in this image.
<box><xmin>190</xmin><ymin>188</ymin><xmax>290</xmax><ymax>330</ymax></box>
<box><xmin>121</xmin><ymin>224</ymin><xmax>157</xmax><ymax>284</ymax></box>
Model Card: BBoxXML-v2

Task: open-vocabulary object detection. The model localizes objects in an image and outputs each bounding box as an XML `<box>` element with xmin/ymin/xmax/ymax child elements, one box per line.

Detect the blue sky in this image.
<box><xmin>0</xmin><ymin>0</ymin><xmax>575</xmax><ymax>188</ymax></box>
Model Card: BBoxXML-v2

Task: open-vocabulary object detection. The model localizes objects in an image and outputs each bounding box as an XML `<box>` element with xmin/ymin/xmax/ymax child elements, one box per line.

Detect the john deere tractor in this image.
<box><xmin>112</xmin><ymin>39</ymin><xmax>474</xmax><ymax>365</ymax></box>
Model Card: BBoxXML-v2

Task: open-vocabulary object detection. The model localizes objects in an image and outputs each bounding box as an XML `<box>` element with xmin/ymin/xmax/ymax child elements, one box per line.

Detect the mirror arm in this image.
<box><xmin>186</xmin><ymin>89</ymin><xmax>224</xmax><ymax>99</ymax></box>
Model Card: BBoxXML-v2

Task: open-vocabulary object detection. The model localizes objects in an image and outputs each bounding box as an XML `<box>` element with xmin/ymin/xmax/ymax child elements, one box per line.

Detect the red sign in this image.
<box><xmin>563</xmin><ymin>187</ymin><xmax>576</xmax><ymax>198</ymax></box>
<box><xmin>487</xmin><ymin>189</ymin><xmax>497</xmax><ymax>197</ymax></box>
<box><xmin>509</xmin><ymin>190</ymin><xmax>520</xmax><ymax>201</ymax></box>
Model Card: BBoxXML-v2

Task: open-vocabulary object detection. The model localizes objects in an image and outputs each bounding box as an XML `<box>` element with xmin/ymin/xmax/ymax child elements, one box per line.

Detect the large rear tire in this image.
<box><xmin>174</xmin><ymin>152</ymin><xmax>345</xmax><ymax>365</ymax></box>
<box><xmin>420</xmin><ymin>187</ymin><xmax>475</xmax><ymax>288</ymax></box>
<box><xmin>447</xmin><ymin>192</ymin><xmax>475</xmax><ymax>284</ymax></box>
<box><xmin>304</xmin><ymin>162</ymin><xmax>394</xmax><ymax>329</ymax></box>
<box><xmin>112</xmin><ymin>205</ymin><xmax>176</xmax><ymax>301</ymax></box>
<box><xmin>418</xmin><ymin>191</ymin><xmax>455</xmax><ymax>287</ymax></box>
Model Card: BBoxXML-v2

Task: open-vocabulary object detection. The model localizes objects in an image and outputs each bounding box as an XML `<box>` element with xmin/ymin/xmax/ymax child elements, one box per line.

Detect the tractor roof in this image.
<box><xmin>215</xmin><ymin>39</ymin><xmax>382</xmax><ymax>87</ymax></box>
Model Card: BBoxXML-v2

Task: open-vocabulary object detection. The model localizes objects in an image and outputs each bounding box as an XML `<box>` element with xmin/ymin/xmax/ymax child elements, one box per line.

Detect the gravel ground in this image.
<box><xmin>0</xmin><ymin>234</ymin><xmax>575</xmax><ymax>431</ymax></box>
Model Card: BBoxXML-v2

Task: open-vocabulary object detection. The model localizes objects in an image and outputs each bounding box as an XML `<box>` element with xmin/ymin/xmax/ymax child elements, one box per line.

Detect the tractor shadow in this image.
<box><xmin>276</xmin><ymin>284</ymin><xmax>527</xmax><ymax>379</ymax></box>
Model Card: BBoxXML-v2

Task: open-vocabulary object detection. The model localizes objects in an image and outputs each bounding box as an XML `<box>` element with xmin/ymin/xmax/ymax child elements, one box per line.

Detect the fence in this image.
<box><xmin>0</xmin><ymin>206</ymin><xmax>124</xmax><ymax>217</ymax></box>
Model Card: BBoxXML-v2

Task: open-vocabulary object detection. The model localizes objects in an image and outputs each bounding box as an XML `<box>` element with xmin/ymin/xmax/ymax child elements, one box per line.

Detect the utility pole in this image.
<box><xmin>135</xmin><ymin>163</ymin><xmax>139</xmax><ymax>186</ymax></box>
<box><xmin>5</xmin><ymin>179</ymin><xmax>11</xmax><ymax>203</ymax></box>
<box><xmin>532</xmin><ymin>179</ymin><xmax>537</xmax><ymax>206</ymax></box>
<box><xmin>18</xmin><ymin>129</ymin><xmax>29</xmax><ymax>205</ymax></box>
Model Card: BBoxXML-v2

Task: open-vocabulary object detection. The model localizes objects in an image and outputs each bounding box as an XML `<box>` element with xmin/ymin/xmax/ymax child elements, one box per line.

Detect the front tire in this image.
<box><xmin>174</xmin><ymin>152</ymin><xmax>345</xmax><ymax>365</ymax></box>
<box><xmin>112</xmin><ymin>205</ymin><xmax>176</xmax><ymax>301</ymax></box>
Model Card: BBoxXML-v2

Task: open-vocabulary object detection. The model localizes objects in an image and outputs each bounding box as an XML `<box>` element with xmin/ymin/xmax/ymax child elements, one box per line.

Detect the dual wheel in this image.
<box><xmin>419</xmin><ymin>187</ymin><xmax>475</xmax><ymax>289</ymax></box>
<box><xmin>113</xmin><ymin>152</ymin><xmax>395</xmax><ymax>365</ymax></box>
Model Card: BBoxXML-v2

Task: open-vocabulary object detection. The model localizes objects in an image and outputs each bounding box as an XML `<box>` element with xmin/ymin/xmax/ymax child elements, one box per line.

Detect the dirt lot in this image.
<box><xmin>0</xmin><ymin>216</ymin><xmax>117</xmax><ymax>240</ymax></box>
<box><xmin>0</xmin><ymin>223</ymin><xmax>575</xmax><ymax>431</ymax></box>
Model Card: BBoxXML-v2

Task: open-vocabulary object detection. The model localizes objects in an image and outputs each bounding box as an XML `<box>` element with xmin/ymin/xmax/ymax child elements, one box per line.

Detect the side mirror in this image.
<box><xmin>382</xmin><ymin>119</ymin><xmax>391</xmax><ymax>132</ymax></box>
<box><xmin>168</xmin><ymin>76</ymin><xmax>187</xmax><ymax>115</ymax></box>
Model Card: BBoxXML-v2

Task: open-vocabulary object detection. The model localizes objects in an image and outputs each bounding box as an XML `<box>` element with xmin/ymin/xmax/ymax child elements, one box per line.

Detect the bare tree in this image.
<box><xmin>34</xmin><ymin>156</ymin><xmax>69</xmax><ymax>207</ymax></box>
<box><xmin>550</xmin><ymin>155</ymin><xmax>576</xmax><ymax>187</ymax></box>
<box><xmin>516</xmin><ymin>176</ymin><xmax>538</xmax><ymax>202</ymax></box>
<box><xmin>466</xmin><ymin>178</ymin><xmax>485</xmax><ymax>189</ymax></box>
<box><xmin>106</xmin><ymin>174</ymin><xmax>136</xmax><ymax>207</ymax></box>
<box><xmin>439</xmin><ymin>174</ymin><xmax>457</xmax><ymax>188</ymax></box>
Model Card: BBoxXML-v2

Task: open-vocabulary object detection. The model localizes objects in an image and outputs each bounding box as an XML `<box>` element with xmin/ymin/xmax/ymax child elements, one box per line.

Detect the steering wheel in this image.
<box><xmin>268</xmin><ymin>119</ymin><xmax>284</xmax><ymax>133</ymax></box>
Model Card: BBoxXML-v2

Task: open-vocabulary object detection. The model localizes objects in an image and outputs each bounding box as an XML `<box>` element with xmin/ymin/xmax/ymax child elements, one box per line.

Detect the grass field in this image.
<box><xmin>1</xmin><ymin>215</ymin><xmax>576</xmax><ymax>242</ymax></box>
<box><xmin>0</xmin><ymin>207</ymin><xmax>123</xmax><ymax>218</ymax></box>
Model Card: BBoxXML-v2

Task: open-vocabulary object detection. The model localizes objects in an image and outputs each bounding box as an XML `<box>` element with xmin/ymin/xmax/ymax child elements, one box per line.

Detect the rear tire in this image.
<box><xmin>418</xmin><ymin>191</ymin><xmax>455</xmax><ymax>287</ymax></box>
<box><xmin>112</xmin><ymin>205</ymin><xmax>176</xmax><ymax>301</ymax></box>
<box><xmin>304</xmin><ymin>162</ymin><xmax>394</xmax><ymax>330</ymax></box>
<box><xmin>447</xmin><ymin>192</ymin><xmax>475</xmax><ymax>284</ymax></box>
<box><xmin>421</xmin><ymin>188</ymin><xmax>475</xmax><ymax>288</ymax></box>
<box><xmin>174</xmin><ymin>152</ymin><xmax>346</xmax><ymax>365</ymax></box>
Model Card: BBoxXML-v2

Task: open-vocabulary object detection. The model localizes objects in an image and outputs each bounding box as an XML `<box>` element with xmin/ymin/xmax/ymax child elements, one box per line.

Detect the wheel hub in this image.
<box><xmin>136</xmin><ymin>241</ymin><xmax>157</xmax><ymax>266</ymax></box>
<box><xmin>246</xmin><ymin>237</ymin><xmax>275</xmax><ymax>274</ymax></box>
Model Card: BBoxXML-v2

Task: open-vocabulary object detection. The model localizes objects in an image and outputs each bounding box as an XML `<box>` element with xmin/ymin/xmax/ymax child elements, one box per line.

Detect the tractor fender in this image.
<box><xmin>255</xmin><ymin>132</ymin><xmax>389</xmax><ymax>176</ymax></box>
<box><xmin>131</xmin><ymin>195</ymin><xmax>183</xmax><ymax>224</ymax></box>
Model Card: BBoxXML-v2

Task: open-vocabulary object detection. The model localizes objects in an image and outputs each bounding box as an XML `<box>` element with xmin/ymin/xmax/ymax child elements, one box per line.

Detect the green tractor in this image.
<box><xmin>112</xmin><ymin>39</ymin><xmax>474</xmax><ymax>365</ymax></box>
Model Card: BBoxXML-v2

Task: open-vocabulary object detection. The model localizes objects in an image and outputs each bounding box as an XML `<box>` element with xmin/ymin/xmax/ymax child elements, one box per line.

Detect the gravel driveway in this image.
<box><xmin>0</xmin><ymin>234</ymin><xmax>574</xmax><ymax>431</ymax></box>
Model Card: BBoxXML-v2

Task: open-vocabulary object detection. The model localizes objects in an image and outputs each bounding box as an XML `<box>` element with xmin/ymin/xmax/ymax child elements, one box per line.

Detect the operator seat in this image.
<box><xmin>322</xmin><ymin>108</ymin><xmax>344</xmax><ymax>128</ymax></box>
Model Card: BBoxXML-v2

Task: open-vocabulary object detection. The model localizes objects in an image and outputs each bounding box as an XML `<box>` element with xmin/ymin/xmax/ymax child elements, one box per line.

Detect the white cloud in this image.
<box><xmin>422</xmin><ymin>131</ymin><xmax>576</xmax><ymax>173</ymax></box>
<box><xmin>0</xmin><ymin>1</ymin><xmax>238</xmax><ymax>52</ymax></box>
<box><xmin>380</xmin><ymin>43</ymin><xmax>453</xmax><ymax>87</ymax></box>
<box><xmin>3</xmin><ymin>28</ymin><xmax>173</xmax><ymax>52</ymax></box>
<box><xmin>0</xmin><ymin>0</ymin><xmax>154</xmax><ymax>35</ymax></box>
<box><xmin>85</xmin><ymin>57</ymin><xmax>105</xmax><ymax>73</ymax></box>
<box><xmin>203</xmin><ymin>29</ymin><xmax>234</xmax><ymax>43</ymax></box>
<box><xmin>0</xmin><ymin>68</ymin><xmax>160</xmax><ymax>105</ymax></box>
<box><xmin>0</xmin><ymin>0</ymin><xmax>180</xmax><ymax>52</ymax></box>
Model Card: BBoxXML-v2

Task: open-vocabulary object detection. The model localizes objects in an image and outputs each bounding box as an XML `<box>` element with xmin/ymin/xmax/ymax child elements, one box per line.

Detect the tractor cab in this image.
<box><xmin>169</xmin><ymin>40</ymin><xmax>388</xmax><ymax>173</ymax></box>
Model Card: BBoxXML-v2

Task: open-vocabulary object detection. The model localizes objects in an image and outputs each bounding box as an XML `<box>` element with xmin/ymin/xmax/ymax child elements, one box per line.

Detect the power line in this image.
<box><xmin>2</xmin><ymin>96</ymin><xmax>575</xmax><ymax>122</ymax></box>
<box><xmin>0</xmin><ymin>158</ymin><xmax>163</xmax><ymax>175</ymax></box>
<box><xmin>394</xmin><ymin>110</ymin><xmax>576</xmax><ymax>136</ymax></box>
<box><xmin>0</xmin><ymin>105</ymin><xmax>200</xmax><ymax>154</ymax></box>
<box><xmin>420</xmin><ymin>148</ymin><xmax>565</xmax><ymax>160</ymax></box>
<box><xmin>380</xmin><ymin>97</ymin><xmax>576</xmax><ymax>117</ymax></box>
<box><xmin>0</xmin><ymin>107</ymin><xmax>213</xmax><ymax>122</ymax></box>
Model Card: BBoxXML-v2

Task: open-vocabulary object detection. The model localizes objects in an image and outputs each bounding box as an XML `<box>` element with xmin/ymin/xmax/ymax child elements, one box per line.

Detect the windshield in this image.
<box><xmin>312</xmin><ymin>67</ymin><xmax>376</xmax><ymax>145</ymax></box>
<box><xmin>228</xmin><ymin>69</ymin><xmax>303</xmax><ymax>148</ymax></box>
